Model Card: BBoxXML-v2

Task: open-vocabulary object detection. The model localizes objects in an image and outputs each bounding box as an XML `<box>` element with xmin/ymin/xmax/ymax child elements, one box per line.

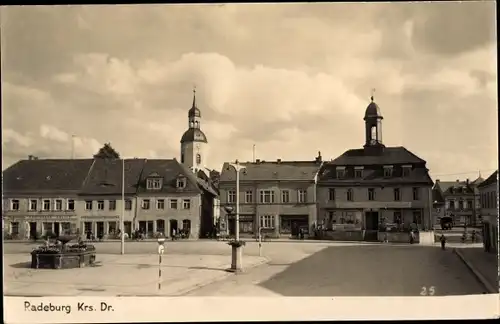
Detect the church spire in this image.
<box><xmin>192</xmin><ymin>86</ymin><xmax>197</xmax><ymax>109</ymax></box>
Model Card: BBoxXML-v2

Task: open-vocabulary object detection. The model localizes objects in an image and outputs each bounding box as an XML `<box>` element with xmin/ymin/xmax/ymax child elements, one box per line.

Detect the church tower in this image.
<box><xmin>363</xmin><ymin>94</ymin><xmax>385</xmax><ymax>151</ymax></box>
<box><xmin>180</xmin><ymin>88</ymin><xmax>209</xmax><ymax>173</ymax></box>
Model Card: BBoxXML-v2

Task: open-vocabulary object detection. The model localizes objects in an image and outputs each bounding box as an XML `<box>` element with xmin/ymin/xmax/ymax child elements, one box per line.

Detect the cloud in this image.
<box><xmin>1</xmin><ymin>3</ymin><xmax>497</xmax><ymax>180</ymax></box>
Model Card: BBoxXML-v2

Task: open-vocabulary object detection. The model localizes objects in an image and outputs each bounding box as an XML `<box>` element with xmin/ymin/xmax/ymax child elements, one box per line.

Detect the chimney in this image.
<box><xmin>28</xmin><ymin>155</ymin><xmax>33</xmax><ymax>160</ymax></box>
<box><xmin>466</xmin><ymin>178</ymin><xmax>469</xmax><ymax>185</ymax></box>
<box><xmin>456</xmin><ymin>179</ymin><xmax>460</xmax><ymax>183</ymax></box>
<box><xmin>255</xmin><ymin>159</ymin><xmax>260</xmax><ymax>163</ymax></box>
<box><xmin>277</xmin><ymin>159</ymin><xmax>282</xmax><ymax>163</ymax></box>
<box><xmin>436</xmin><ymin>179</ymin><xmax>440</xmax><ymax>183</ymax></box>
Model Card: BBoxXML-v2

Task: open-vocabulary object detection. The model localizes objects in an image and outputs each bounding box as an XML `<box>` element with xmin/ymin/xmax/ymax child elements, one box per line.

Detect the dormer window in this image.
<box><xmin>402</xmin><ymin>165</ymin><xmax>411</xmax><ymax>177</ymax></box>
<box><xmin>383</xmin><ymin>165</ymin><xmax>393</xmax><ymax>178</ymax></box>
<box><xmin>146</xmin><ymin>178</ymin><xmax>162</xmax><ymax>190</ymax></box>
<box><xmin>177</xmin><ymin>177</ymin><xmax>186</xmax><ymax>188</ymax></box>
<box><xmin>336</xmin><ymin>166</ymin><xmax>346</xmax><ymax>179</ymax></box>
<box><xmin>354</xmin><ymin>166</ymin><xmax>364</xmax><ymax>178</ymax></box>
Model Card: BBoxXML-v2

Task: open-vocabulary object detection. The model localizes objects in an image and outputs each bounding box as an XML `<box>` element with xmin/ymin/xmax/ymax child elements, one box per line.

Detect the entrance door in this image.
<box><xmin>365</xmin><ymin>211</ymin><xmax>379</xmax><ymax>241</ymax></box>
<box><xmin>29</xmin><ymin>222</ymin><xmax>37</xmax><ymax>239</ymax></box>
<box><xmin>138</xmin><ymin>221</ymin><xmax>146</xmax><ymax>233</ymax></box>
<box><xmin>96</xmin><ymin>222</ymin><xmax>104</xmax><ymax>238</ymax></box>
<box><xmin>156</xmin><ymin>220</ymin><xmax>165</xmax><ymax>236</ymax></box>
<box><xmin>228</xmin><ymin>219</ymin><xmax>235</xmax><ymax>236</ymax></box>
<box><xmin>53</xmin><ymin>223</ymin><xmax>60</xmax><ymax>237</ymax></box>
<box><xmin>124</xmin><ymin>221</ymin><xmax>132</xmax><ymax>236</ymax></box>
<box><xmin>169</xmin><ymin>219</ymin><xmax>178</xmax><ymax>237</ymax></box>
<box><xmin>147</xmin><ymin>221</ymin><xmax>154</xmax><ymax>236</ymax></box>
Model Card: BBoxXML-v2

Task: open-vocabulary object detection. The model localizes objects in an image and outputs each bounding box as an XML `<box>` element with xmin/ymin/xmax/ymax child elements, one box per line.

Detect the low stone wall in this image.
<box><xmin>31</xmin><ymin>251</ymin><xmax>96</xmax><ymax>269</ymax></box>
<box><xmin>318</xmin><ymin>230</ymin><xmax>364</xmax><ymax>241</ymax></box>
<box><xmin>378</xmin><ymin>232</ymin><xmax>419</xmax><ymax>243</ymax></box>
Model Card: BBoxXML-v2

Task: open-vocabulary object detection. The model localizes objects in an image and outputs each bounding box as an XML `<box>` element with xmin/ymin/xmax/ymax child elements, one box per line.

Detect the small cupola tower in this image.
<box><xmin>180</xmin><ymin>87</ymin><xmax>209</xmax><ymax>173</ymax></box>
<box><xmin>363</xmin><ymin>91</ymin><xmax>384</xmax><ymax>150</ymax></box>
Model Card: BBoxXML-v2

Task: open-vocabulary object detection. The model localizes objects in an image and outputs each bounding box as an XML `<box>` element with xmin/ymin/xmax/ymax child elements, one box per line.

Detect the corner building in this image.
<box><xmin>317</xmin><ymin>96</ymin><xmax>434</xmax><ymax>241</ymax></box>
<box><xmin>219</xmin><ymin>154</ymin><xmax>323</xmax><ymax>238</ymax></box>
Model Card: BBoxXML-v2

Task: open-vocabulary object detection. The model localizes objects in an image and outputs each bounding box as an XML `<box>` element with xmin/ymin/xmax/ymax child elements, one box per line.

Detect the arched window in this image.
<box><xmin>189</xmin><ymin>121</ymin><xmax>194</xmax><ymax>128</ymax></box>
<box><xmin>370</xmin><ymin>126</ymin><xmax>377</xmax><ymax>142</ymax></box>
<box><xmin>196</xmin><ymin>154</ymin><xmax>201</xmax><ymax>165</ymax></box>
<box><xmin>195</xmin><ymin>121</ymin><xmax>199</xmax><ymax>128</ymax></box>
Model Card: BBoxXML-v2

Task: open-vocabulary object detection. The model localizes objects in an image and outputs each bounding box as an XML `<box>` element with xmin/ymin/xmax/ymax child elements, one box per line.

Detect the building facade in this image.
<box><xmin>135</xmin><ymin>159</ymin><xmax>206</xmax><ymax>238</ymax></box>
<box><xmin>219</xmin><ymin>154</ymin><xmax>323</xmax><ymax>238</ymax></box>
<box><xmin>431</xmin><ymin>186</ymin><xmax>445</xmax><ymax>227</ymax></box>
<box><xmin>477</xmin><ymin>170</ymin><xmax>498</xmax><ymax>253</ymax></box>
<box><xmin>435</xmin><ymin>179</ymin><xmax>479</xmax><ymax>227</ymax></box>
<box><xmin>317</xmin><ymin>96</ymin><xmax>434</xmax><ymax>241</ymax></box>
<box><xmin>2</xmin><ymin>158</ymin><xmax>94</xmax><ymax>239</ymax></box>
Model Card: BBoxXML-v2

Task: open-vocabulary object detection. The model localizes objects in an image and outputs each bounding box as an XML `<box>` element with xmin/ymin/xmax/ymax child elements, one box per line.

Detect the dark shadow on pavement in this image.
<box><xmin>259</xmin><ymin>245</ymin><xmax>491</xmax><ymax>297</ymax></box>
<box><xmin>9</xmin><ymin>262</ymin><xmax>31</xmax><ymax>269</ymax></box>
<box><xmin>188</xmin><ymin>266</ymin><xmax>227</xmax><ymax>272</ymax></box>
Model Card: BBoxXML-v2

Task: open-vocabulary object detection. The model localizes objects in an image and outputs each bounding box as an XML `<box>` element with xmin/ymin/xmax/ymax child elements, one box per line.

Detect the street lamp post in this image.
<box><xmin>225</xmin><ymin>160</ymin><xmax>246</xmax><ymax>272</ymax></box>
<box><xmin>121</xmin><ymin>158</ymin><xmax>125</xmax><ymax>255</ymax></box>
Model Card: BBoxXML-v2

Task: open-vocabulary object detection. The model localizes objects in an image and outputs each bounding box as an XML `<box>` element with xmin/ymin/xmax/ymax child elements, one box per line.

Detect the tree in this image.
<box><xmin>93</xmin><ymin>143</ymin><xmax>120</xmax><ymax>159</ymax></box>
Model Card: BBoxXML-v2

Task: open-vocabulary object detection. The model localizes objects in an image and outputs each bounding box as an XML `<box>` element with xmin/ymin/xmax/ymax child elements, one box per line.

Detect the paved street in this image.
<box><xmin>186</xmin><ymin>245</ymin><xmax>491</xmax><ymax>296</ymax></box>
<box><xmin>3</xmin><ymin>241</ymin><xmax>492</xmax><ymax>297</ymax></box>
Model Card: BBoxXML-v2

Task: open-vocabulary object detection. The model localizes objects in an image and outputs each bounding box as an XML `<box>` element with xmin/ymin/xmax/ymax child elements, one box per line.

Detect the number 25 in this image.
<box><xmin>421</xmin><ymin>286</ymin><xmax>436</xmax><ymax>296</ymax></box>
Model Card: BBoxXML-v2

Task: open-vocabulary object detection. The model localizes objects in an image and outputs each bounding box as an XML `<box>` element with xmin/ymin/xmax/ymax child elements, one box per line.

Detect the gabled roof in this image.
<box><xmin>318</xmin><ymin>163</ymin><xmax>433</xmax><ymax>185</ymax></box>
<box><xmin>477</xmin><ymin>170</ymin><xmax>498</xmax><ymax>189</ymax></box>
<box><xmin>441</xmin><ymin>182</ymin><xmax>475</xmax><ymax>195</ymax></box>
<box><xmin>219</xmin><ymin>161</ymin><xmax>322</xmax><ymax>182</ymax></box>
<box><xmin>435</xmin><ymin>181</ymin><xmax>457</xmax><ymax>194</ymax></box>
<box><xmin>331</xmin><ymin>146</ymin><xmax>426</xmax><ymax>166</ymax></box>
<box><xmin>136</xmin><ymin>159</ymin><xmax>201</xmax><ymax>194</ymax></box>
<box><xmin>80</xmin><ymin>159</ymin><xmax>146</xmax><ymax>195</ymax></box>
<box><xmin>2</xmin><ymin>159</ymin><xmax>94</xmax><ymax>193</ymax></box>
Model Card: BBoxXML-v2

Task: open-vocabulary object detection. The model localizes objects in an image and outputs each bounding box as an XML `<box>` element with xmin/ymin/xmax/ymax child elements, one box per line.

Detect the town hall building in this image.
<box><xmin>317</xmin><ymin>95</ymin><xmax>434</xmax><ymax>241</ymax></box>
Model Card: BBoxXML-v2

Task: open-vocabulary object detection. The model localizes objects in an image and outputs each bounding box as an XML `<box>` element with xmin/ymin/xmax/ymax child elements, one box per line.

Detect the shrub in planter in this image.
<box><xmin>227</xmin><ymin>240</ymin><xmax>246</xmax><ymax>248</ymax></box>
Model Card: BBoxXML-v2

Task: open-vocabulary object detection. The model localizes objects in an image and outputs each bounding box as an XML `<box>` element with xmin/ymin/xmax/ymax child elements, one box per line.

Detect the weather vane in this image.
<box><xmin>371</xmin><ymin>88</ymin><xmax>376</xmax><ymax>102</ymax></box>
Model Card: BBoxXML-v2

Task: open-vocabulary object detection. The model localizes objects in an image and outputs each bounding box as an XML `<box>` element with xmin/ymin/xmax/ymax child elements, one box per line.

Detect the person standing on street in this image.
<box><xmin>440</xmin><ymin>234</ymin><xmax>447</xmax><ymax>250</ymax></box>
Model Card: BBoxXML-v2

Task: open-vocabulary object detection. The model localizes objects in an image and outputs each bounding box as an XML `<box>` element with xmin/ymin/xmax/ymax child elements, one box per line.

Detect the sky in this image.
<box><xmin>1</xmin><ymin>2</ymin><xmax>497</xmax><ymax>181</ymax></box>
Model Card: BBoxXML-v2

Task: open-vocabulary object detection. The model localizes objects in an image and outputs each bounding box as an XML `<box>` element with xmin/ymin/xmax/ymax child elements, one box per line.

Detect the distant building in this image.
<box><xmin>477</xmin><ymin>170</ymin><xmax>498</xmax><ymax>253</ymax></box>
<box><xmin>317</xmin><ymin>96</ymin><xmax>434</xmax><ymax>241</ymax></box>
<box><xmin>432</xmin><ymin>186</ymin><xmax>445</xmax><ymax>226</ymax></box>
<box><xmin>434</xmin><ymin>177</ymin><xmax>482</xmax><ymax>227</ymax></box>
<box><xmin>218</xmin><ymin>153</ymin><xmax>323</xmax><ymax>238</ymax></box>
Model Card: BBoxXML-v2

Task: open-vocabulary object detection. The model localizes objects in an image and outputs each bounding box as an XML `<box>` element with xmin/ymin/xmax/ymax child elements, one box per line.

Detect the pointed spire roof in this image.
<box><xmin>188</xmin><ymin>86</ymin><xmax>201</xmax><ymax>118</ymax></box>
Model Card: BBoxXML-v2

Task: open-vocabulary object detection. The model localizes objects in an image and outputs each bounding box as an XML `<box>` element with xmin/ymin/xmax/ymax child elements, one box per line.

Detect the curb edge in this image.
<box><xmin>453</xmin><ymin>248</ymin><xmax>497</xmax><ymax>294</ymax></box>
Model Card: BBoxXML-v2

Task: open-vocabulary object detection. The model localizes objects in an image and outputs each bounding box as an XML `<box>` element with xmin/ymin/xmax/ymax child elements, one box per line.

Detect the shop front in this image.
<box><xmin>80</xmin><ymin>215</ymin><xmax>120</xmax><ymax>240</ymax></box>
<box><xmin>227</xmin><ymin>214</ymin><xmax>255</xmax><ymax>237</ymax></box>
<box><xmin>279</xmin><ymin>215</ymin><xmax>309</xmax><ymax>237</ymax></box>
<box><xmin>4</xmin><ymin>215</ymin><xmax>78</xmax><ymax>240</ymax></box>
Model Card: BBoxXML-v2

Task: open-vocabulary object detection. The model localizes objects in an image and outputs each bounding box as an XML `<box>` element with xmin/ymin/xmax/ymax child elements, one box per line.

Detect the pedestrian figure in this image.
<box><xmin>471</xmin><ymin>230</ymin><xmax>476</xmax><ymax>243</ymax></box>
<box><xmin>440</xmin><ymin>234</ymin><xmax>447</xmax><ymax>250</ymax></box>
<box><xmin>383</xmin><ymin>232</ymin><xmax>388</xmax><ymax>243</ymax></box>
<box><xmin>409</xmin><ymin>231</ymin><xmax>415</xmax><ymax>244</ymax></box>
<box><xmin>172</xmin><ymin>228</ymin><xmax>176</xmax><ymax>241</ymax></box>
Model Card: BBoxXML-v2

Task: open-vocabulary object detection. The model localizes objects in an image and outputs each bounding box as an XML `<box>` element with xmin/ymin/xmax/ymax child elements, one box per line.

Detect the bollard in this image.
<box><xmin>158</xmin><ymin>253</ymin><xmax>162</xmax><ymax>290</ymax></box>
<box><xmin>157</xmin><ymin>238</ymin><xmax>165</xmax><ymax>291</ymax></box>
<box><xmin>258</xmin><ymin>227</ymin><xmax>263</xmax><ymax>257</ymax></box>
